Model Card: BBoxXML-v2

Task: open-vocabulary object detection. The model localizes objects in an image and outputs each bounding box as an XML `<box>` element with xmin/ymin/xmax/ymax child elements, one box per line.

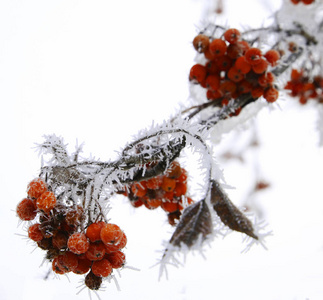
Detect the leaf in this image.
<box><xmin>169</xmin><ymin>199</ymin><xmax>213</xmax><ymax>248</ymax></box>
<box><xmin>210</xmin><ymin>180</ymin><xmax>258</xmax><ymax>239</ymax></box>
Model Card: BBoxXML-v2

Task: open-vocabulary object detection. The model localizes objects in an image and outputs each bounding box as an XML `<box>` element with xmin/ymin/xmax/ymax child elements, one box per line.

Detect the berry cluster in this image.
<box><xmin>190</xmin><ymin>28</ymin><xmax>280</xmax><ymax>107</ymax></box>
<box><xmin>290</xmin><ymin>0</ymin><xmax>315</xmax><ymax>5</ymax></box>
<box><xmin>120</xmin><ymin>161</ymin><xmax>194</xmax><ymax>226</ymax></box>
<box><xmin>16</xmin><ymin>178</ymin><xmax>127</xmax><ymax>291</ymax></box>
<box><xmin>284</xmin><ymin>69</ymin><xmax>323</xmax><ymax>104</ymax></box>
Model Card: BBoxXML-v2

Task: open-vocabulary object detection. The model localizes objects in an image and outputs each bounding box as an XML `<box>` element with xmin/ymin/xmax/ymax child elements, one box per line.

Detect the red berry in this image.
<box><xmin>131</xmin><ymin>182</ymin><xmax>147</xmax><ymax>198</ymax></box>
<box><xmin>234</xmin><ymin>56</ymin><xmax>251</xmax><ymax>74</ymax></box>
<box><xmin>106</xmin><ymin>251</ymin><xmax>126</xmax><ymax>269</ymax></box>
<box><xmin>252</xmin><ymin>59</ymin><xmax>269</xmax><ymax>74</ymax></box>
<box><xmin>161</xmin><ymin>177</ymin><xmax>176</xmax><ymax>192</ymax></box>
<box><xmin>264</xmin><ymin>87</ymin><xmax>279</xmax><ymax>103</ymax></box>
<box><xmin>205</xmin><ymin>75</ymin><xmax>221</xmax><ymax>91</ymax></box>
<box><xmin>52</xmin><ymin>257</ymin><xmax>66</xmax><ymax>275</ymax></box>
<box><xmin>86</xmin><ymin>222</ymin><xmax>106</xmax><ymax>243</ymax></box>
<box><xmin>91</xmin><ymin>259</ymin><xmax>112</xmax><ymax>277</ymax></box>
<box><xmin>173</xmin><ymin>182</ymin><xmax>187</xmax><ymax>197</ymax></box>
<box><xmin>104</xmin><ymin>231</ymin><xmax>127</xmax><ymax>253</ymax></box>
<box><xmin>224</xmin><ymin>28</ymin><xmax>241</xmax><ymax>44</ymax></box>
<box><xmin>36</xmin><ymin>191</ymin><xmax>56</xmax><ymax>213</ymax></box>
<box><xmin>68</xmin><ymin>232</ymin><xmax>90</xmax><ymax>254</ymax></box>
<box><xmin>245</xmin><ymin>48</ymin><xmax>263</xmax><ymax>65</ymax></box>
<box><xmin>192</xmin><ymin>34</ymin><xmax>210</xmax><ymax>53</ymax></box>
<box><xmin>28</xmin><ymin>223</ymin><xmax>43</xmax><ymax>242</ymax></box>
<box><xmin>189</xmin><ymin>64</ymin><xmax>207</xmax><ymax>84</ymax></box>
<box><xmin>57</xmin><ymin>251</ymin><xmax>78</xmax><ymax>272</ymax></box>
<box><xmin>161</xmin><ymin>200</ymin><xmax>180</xmax><ymax>213</ymax></box>
<box><xmin>228</xmin><ymin>67</ymin><xmax>244</xmax><ymax>82</ymax></box>
<box><xmin>73</xmin><ymin>258</ymin><xmax>92</xmax><ymax>275</ymax></box>
<box><xmin>264</xmin><ymin>49</ymin><xmax>280</xmax><ymax>66</ymax></box>
<box><xmin>100</xmin><ymin>223</ymin><xmax>123</xmax><ymax>246</ymax></box>
<box><xmin>27</xmin><ymin>178</ymin><xmax>47</xmax><ymax>199</ymax></box>
<box><xmin>166</xmin><ymin>161</ymin><xmax>182</xmax><ymax>179</ymax></box>
<box><xmin>146</xmin><ymin>176</ymin><xmax>163</xmax><ymax>190</ymax></box>
<box><xmin>144</xmin><ymin>198</ymin><xmax>162</xmax><ymax>210</ymax></box>
<box><xmin>209</xmin><ymin>39</ymin><xmax>227</xmax><ymax>56</ymax></box>
<box><xmin>85</xmin><ymin>242</ymin><xmax>106</xmax><ymax>261</ymax></box>
<box><xmin>16</xmin><ymin>198</ymin><xmax>37</xmax><ymax>221</ymax></box>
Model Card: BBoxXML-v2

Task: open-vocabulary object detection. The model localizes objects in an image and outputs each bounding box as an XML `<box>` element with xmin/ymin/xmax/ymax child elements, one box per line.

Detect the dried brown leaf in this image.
<box><xmin>210</xmin><ymin>180</ymin><xmax>258</xmax><ymax>239</ymax></box>
<box><xmin>169</xmin><ymin>200</ymin><xmax>213</xmax><ymax>248</ymax></box>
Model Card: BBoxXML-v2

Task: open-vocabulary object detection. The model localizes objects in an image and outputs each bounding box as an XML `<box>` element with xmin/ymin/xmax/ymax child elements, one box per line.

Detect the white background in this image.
<box><xmin>1</xmin><ymin>0</ymin><xmax>323</xmax><ymax>299</ymax></box>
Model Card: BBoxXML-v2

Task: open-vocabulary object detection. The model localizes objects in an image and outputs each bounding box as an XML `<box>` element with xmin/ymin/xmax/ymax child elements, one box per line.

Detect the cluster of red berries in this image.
<box><xmin>120</xmin><ymin>161</ymin><xmax>194</xmax><ymax>226</ymax></box>
<box><xmin>16</xmin><ymin>178</ymin><xmax>127</xmax><ymax>291</ymax></box>
<box><xmin>290</xmin><ymin>0</ymin><xmax>315</xmax><ymax>4</ymax></box>
<box><xmin>284</xmin><ymin>69</ymin><xmax>323</xmax><ymax>104</ymax></box>
<box><xmin>190</xmin><ymin>28</ymin><xmax>281</xmax><ymax>107</ymax></box>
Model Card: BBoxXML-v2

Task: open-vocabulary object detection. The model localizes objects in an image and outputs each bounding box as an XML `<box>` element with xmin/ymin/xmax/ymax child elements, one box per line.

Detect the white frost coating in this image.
<box><xmin>209</xmin><ymin>99</ymin><xmax>268</xmax><ymax>144</ymax></box>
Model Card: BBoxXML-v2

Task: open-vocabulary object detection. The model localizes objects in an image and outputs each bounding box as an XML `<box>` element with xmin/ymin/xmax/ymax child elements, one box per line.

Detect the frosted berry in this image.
<box><xmin>73</xmin><ymin>258</ymin><xmax>92</xmax><ymax>275</ymax></box>
<box><xmin>85</xmin><ymin>242</ymin><xmax>106</xmax><ymax>261</ymax></box>
<box><xmin>209</xmin><ymin>38</ymin><xmax>227</xmax><ymax>56</ymax></box>
<box><xmin>28</xmin><ymin>223</ymin><xmax>43</xmax><ymax>242</ymax></box>
<box><xmin>16</xmin><ymin>198</ymin><xmax>37</xmax><ymax>221</ymax></box>
<box><xmin>224</xmin><ymin>28</ymin><xmax>241</xmax><ymax>44</ymax></box>
<box><xmin>245</xmin><ymin>48</ymin><xmax>262</xmax><ymax>65</ymax></box>
<box><xmin>106</xmin><ymin>251</ymin><xmax>126</xmax><ymax>269</ymax></box>
<box><xmin>27</xmin><ymin>178</ymin><xmax>47</xmax><ymax>199</ymax></box>
<box><xmin>100</xmin><ymin>223</ymin><xmax>124</xmax><ymax>246</ymax></box>
<box><xmin>68</xmin><ymin>232</ymin><xmax>90</xmax><ymax>254</ymax></box>
<box><xmin>264</xmin><ymin>87</ymin><xmax>279</xmax><ymax>103</ymax></box>
<box><xmin>36</xmin><ymin>191</ymin><xmax>57</xmax><ymax>213</ymax></box>
<box><xmin>192</xmin><ymin>34</ymin><xmax>210</xmax><ymax>53</ymax></box>
<box><xmin>86</xmin><ymin>222</ymin><xmax>106</xmax><ymax>243</ymax></box>
<box><xmin>104</xmin><ymin>231</ymin><xmax>127</xmax><ymax>253</ymax></box>
<box><xmin>57</xmin><ymin>251</ymin><xmax>78</xmax><ymax>272</ymax></box>
<box><xmin>91</xmin><ymin>259</ymin><xmax>112</xmax><ymax>277</ymax></box>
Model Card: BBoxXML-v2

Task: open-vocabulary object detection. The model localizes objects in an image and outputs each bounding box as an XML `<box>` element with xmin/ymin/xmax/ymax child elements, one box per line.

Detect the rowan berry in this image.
<box><xmin>166</xmin><ymin>161</ymin><xmax>182</xmax><ymax>179</ymax></box>
<box><xmin>73</xmin><ymin>258</ymin><xmax>92</xmax><ymax>275</ymax></box>
<box><xmin>177</xmin><ymin>168</ymin><xmax>188</xmax><ymax>183</ymax></box>
<box><xmin>52</xmin><ymin>231</ymin><xmax>69</xmax><ymax>249</ymax></box>
<box><xmin>161</xmin><ymin>200</ymin><xmax>180</xmax><ymax>213</ymax></box>
<box><xmin>28</xmin><ymin>223</ymin><xmax>43</xmax><ymax>242</ymax></box>
<box><xmin>215</xmin><ymin>56</ymin><xmax>233</xmax><ymax>71</ymax></box>
<box><xmin>189</xmin><ymin>64</ymin><xmax>207</xmax><ymax>84</ymax></box>
<box><xmin>65</xmin><ymin>206</ymin><xmax>84</xmax><ymax>226</ymax></box>
<box><xmin>264</xmin><ymin>49</ymin><xmax>280</xmax><ymax>66</ymax></box>
<box><xmin>251</xmin><ymin>86</ymin><xmax>264</xmax><ymax>98</ymax></box>
<box><xmin>288</xmin><ymin>42</ymin><xmax>298</xmax><ymax>53</ymax></box>
<box><xmin>144</xmin><ymin>198</ymin><xmax>162</xmax><ymax>209</ymax></box>
<box><xmin>85</xmin><ymin>271</ymin><xmax>103</xmax><ymax>290</ymax></box>
<box><xmin>206</xmin><ymin>74</ymin><xmax>221</xmax><ymax>91</ymax></box>
<box><xmin>86</xmin><ymin>242</ymin><xmax>106</xmax><ymax>261</ymax></box>
<box><xmin>173</xmin><ymin>182</ymin><xmax>187</xmax><ymax>197</ymax></box>
<box><xmin>228</xmin><ymin>66</ymin><xmax>244</xmax><ymax>82</ymax></box>
<box><xmin>302</xmin><ymin>0</ymin><xmax>314</xmax><ymax>5</ymax></box>
<box><xmin>91</xmin><ymin>259</ymin><xmax>112</xmax><ymax>277</ymax></box>
<box><xmin>68</xmin><ymin>232</ymin><xmax>90</xmax><ymax>254</ymax></box>
<box><xmin>52</xmin><ymin>257</ymin><xmax>66</xmax><ymax>275</ymax></box>
<box><xmin>192</xmin><ymin>34</ymin><xmax>210</xmax><ymax>53</ymax></box>
<box><xmin>104</xmin><ymin>231</ymin><xmax>127</xmax><ymax>253</ymax></box>
<box><xmin>106</xmin><ymin>251</ymin><xmax>126</xmax><ymax>269</ymax></box>
<box><xmin>234</xmin><ymin>56</ymin><xmax>251</xmax><ymax>74</ymax></box>
<box><xmin>27</xmin><ymin>178</ymin><xmax>47</xmax><ymax>199</ymax></box>
<box><xmin>16</xmin><ymin>198</ymin><xmax>37</xmax><ymax>221</ymax></box>
<box><xmin>209</xmin><ymin>39</ymin><xmax>227</xmax><ymax>56</ymax></box>
<box><xmin>146</xmin><ymin>176</ymin><xmax>163</xmax><ymax>190</ymax></box>
<box><xmin>131</xmin><ymin>182</ymin><xmax>147</xmax><ymax>198</ymax></box>
<box><xmin>258</xmin><ymin>72</ymin><xmax>275</xmax><ymax>87</ymax></box>
<box><xmin>224</xmin><ymin>28</ymin><xmax>241</xmax><ymax>44</ymax></box>
<box><xmin>226</xmin><ymin>40</ymin><xmax>249</xmax><ymax>59</ymax></box>
<box><xmin>161</xmin><ymin>177</ymin><xmax>176</xmax><ymax>192</ymax></box>
<box><xmin>220</xmin><ymin>80</ymin><xmax>237</xmax><ymax>94</ymax></box>
<box><xmin>237</xmin><ymin>80</ymin><xmax>253</xmax><ymax>94</ymax></box>
<box><xmin>130</xmin><ymin>198</ymin><xmax>144</xmax><ymax>208</ymax></box>
<box><xmin>57</xmin><ymin>251</ymin><xmax>78</xmax><ymax>272</ymax></box>
<box><xmin>245</xmin><ymin>48</ymin><xmax>262</xmax><ymax>65</ymax></box>
<box><xmin>252</xmin><ymin>59</ymin><xmax>269</xmax><ymax>74</ymax></box>
<box><xmin>100</xmin><ymin>223</ymin><xmax>123</xmax><ymax>246</ymax></box>
<box><xmin>264</xmin><ymin>87</ymin><xmax>279</xmax><ymax>103</ymax></box>
<box><xmin>86</xmin><ymin>222</ymin><xmax>106</xmax><ymax>243</ymax></box>
<box><xmin>206</xmin><ymin>89</ymin><xmax>222</xmax><ymax>101</ymax></box>
<box><xmin>36</xmin><ymin>191</ymin><xmax>57</xmax><ymax>213</ymax></box>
